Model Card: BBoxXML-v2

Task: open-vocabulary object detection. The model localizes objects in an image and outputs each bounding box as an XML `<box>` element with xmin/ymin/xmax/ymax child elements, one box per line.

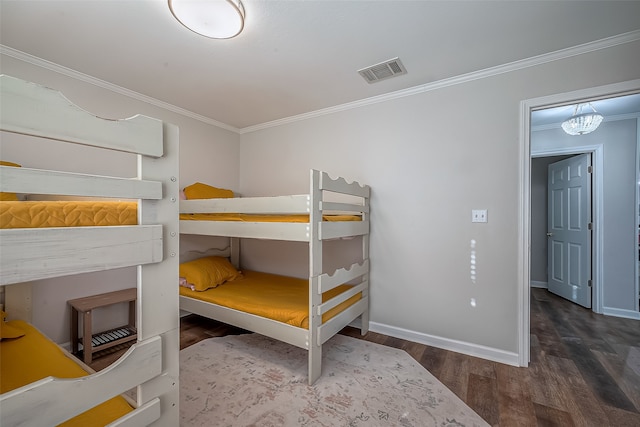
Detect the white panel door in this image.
<box><xmin>547</xmin><ymin>154</ymin><xmax>592</xmax><ymax>308</ymax></box>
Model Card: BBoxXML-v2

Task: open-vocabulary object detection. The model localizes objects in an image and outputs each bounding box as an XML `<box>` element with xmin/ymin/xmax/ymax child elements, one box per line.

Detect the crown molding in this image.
<box><xmin>0</xmin><ymin>44</ymin><xmax>240</xmax><ymax>134</ymax></box>
<box><xmin>2</xmin><ymin>29</ymin><xmax>639</xmax><ymax>136</ymax></box>
<box><xmin>241</xmin><ymin>30</ymin><xmax>640</xmax><ymax>134</ymax></box>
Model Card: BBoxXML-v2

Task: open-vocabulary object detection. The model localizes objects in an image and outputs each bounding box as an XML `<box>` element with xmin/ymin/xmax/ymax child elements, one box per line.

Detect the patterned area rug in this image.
<box><xmin>180</xmin><ymin>333</ymin><xmax>489</xmax><ymax>427</ymax></box>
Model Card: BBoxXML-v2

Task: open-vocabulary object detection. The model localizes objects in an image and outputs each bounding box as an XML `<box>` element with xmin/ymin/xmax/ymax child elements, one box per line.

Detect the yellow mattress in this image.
<box><xmin>0</xmin><ymin>320</ymin><xmax>133</xmax><ymax>426</ymax></box>
<box><xmin>0</xmin><ymin>200</ymin><xmax>137</xmax><ymax>229</ymax></box>
<box><xmin>180</xmin><ymin>213</ymin><xmax>361</xmax><ymax>222</ymax></box>
<box><xmin>180</xmin><ymin>270</ymin><xmax>360</xmax><ymax>328</ymax></box>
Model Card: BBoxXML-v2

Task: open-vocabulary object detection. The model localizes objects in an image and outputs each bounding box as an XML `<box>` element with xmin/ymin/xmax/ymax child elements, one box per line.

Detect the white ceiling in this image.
<box><xmin>1</xmin><ymin>1</ymin><xmax>640</xmax><ymax>130</ymax></box>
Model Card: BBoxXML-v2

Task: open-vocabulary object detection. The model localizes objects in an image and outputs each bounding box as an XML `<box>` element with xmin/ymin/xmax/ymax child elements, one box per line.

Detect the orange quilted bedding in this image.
<box><xmin>180</xmin><ymin>213</ymin><xmax>361</xmax><ymax>222</ymax></box>
<box><xmin>1</xmin><ymin>320</ymin><xmax>133</xmax><ymax>426</ymax></box>
<box><xmin>0</xmin><ymin>201</ymin><xmax>137</xmax><ymax>229</ymax></box>
<box><xmin>179</xmin><ymin>270</ymin><xmax>361</xmax><ymax>328</ymax></box>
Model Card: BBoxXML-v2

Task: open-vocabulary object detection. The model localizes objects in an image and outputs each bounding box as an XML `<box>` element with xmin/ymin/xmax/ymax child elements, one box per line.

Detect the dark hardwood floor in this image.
<box><xmin>92</xmin><ymin>288</ymin><xmax>640</xmax><ymax>426</ymax></box>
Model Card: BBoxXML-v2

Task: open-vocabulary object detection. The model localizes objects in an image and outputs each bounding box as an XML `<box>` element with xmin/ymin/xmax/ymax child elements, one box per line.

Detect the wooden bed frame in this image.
<box><xmin>0</xmin><ymin>75</ymin><xmax>179</xmax><ymax>426</ymax></box>
<box><xmin>179</xmin><ymin>169</ymin><xmax>370</xmax><ymax>385</ymax></box>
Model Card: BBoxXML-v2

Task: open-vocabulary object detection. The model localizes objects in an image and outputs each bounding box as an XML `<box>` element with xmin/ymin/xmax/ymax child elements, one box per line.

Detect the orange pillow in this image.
<box><xmin>183</xmin><ymin>182</ymin><xmax>234</xmax><ymax>200</ymax></box>
<box><xmin>0</xmin><ymin>161</ymin><xmax>21</xmax><ymax>201</ymax></box>
<box><xmin>179</xmin><ymin>256</ymin><xmax>242</xmax><ymax>291</ymax></box>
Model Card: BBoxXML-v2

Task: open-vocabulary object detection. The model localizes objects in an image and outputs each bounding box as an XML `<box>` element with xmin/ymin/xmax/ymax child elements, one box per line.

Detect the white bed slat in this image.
<box><xmin>0</xmin><ymin>336</ymin><xmax>162</xmax><ymax>427</ymax></box>
<box><xmin>318</xmin><ymin>260</ymin><xmax>370</xmax><ymax>293</ymax></box>
<box><xmin>0</xmin><ymin>75</ymin><xmax>163</xmax><ymax>157</ymax></box>
<box><xmin>318</xmin><ymin>282</ymin><xmax>367</xmax><ymax>316</ymax></box>
<box><xmin>0</xmin><ymin>225</ymin><xmax>162</xmax><ymax>285</ymax></box>
<box><xmin>318</xmin><ymin>298</ymin><xmax>368</xmax><ymax>346</ymax></box>
<box><xmin>107</xmin><ymin>398</ymin><xmax>161</xmax><ymax>427</ymax></box>
<box><xmin>0</xmin><ymin>166</ymin><xmax>162</xmax><ymax>199</ymax></box>
<box><xmin>318</xmin><ymin>171</ymin><xmax>370</xmax><ymax>197</ymax></box>
<box><xmin>179</xmin><ymin>295</ymin><xmax>309</xmax><ymax>350</ymax></box>
<box><xmin>319</xmin><ymin>201</ymin><xmax>369</xmax><ymax>214</ymax></box>
<box><xmin>180</xmin><ymin>195</ymin><xmax>310</xmax><ymax>214</ymax></box>
<box><xmin>180</xmin><ymin>220</ymin><xmax>311</xmax><ymax>241</ymax></box>
<box><xmin>318</xmin><ymin>220</ymin><xmax>369</xmax><ymax>240</ymax></box>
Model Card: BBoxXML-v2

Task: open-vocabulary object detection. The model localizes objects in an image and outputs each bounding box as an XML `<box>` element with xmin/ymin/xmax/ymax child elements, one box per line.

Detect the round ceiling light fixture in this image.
<box><xmin>169</xmin><ymin>0</ymin><xmax>245</xmax><ymax>39</ymax></box>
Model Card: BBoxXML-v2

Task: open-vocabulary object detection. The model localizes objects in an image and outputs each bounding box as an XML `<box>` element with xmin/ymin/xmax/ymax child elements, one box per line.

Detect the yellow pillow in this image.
<box><xmin>0</xmin><ymin>310</ymin><xmax>25</xmax><ymax>340</ymax></box>
<box><xmin>0</xmin><ymin>161</ymin><xmax>21</xmax><ymax>201</ymax></box>
<box><xmin>179</xmin><ymin>256</ymin><xmax>242</xmax><ymax>291</ymax></box>
<box><xmin>183</xmin><ymin>182</ymin><xmax>234</xmax><ymax>200</ymax></box>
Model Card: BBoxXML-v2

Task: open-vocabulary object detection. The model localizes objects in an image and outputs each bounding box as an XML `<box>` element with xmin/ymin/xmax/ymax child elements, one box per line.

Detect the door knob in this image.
<box><xmin>546</xmin><ymin>232</ymin><xmax>553</xmax><ymax>237</ymax></box>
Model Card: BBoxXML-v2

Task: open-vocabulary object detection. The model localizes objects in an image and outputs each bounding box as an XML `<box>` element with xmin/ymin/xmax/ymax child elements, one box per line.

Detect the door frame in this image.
<box><xmin>518</xmin><ymin>78</ymin><xmax>640</xmax><ymax>367</ymax></box>
<box><xmin>533</xmin><ymin>148</ymin><xmax>602</xmax><ymax>311</ymax></box>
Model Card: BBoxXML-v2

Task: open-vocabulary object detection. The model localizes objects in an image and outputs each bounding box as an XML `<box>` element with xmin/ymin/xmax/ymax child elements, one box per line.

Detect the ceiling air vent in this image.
<box><xmin>358</xmin><ymin>57</ymin><xmax>407</xmax><ymax>84</ymax></box>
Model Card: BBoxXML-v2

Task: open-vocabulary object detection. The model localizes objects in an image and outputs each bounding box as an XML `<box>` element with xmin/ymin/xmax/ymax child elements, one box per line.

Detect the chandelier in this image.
<box><xmin>169</xmin><ymin>0</ymin><xmax>245</xmax><ymax>39</ymax></box>
<box><xmin>561</xmin><ymin>103</ymin><xmax>603</xmax><ymax>136</ymax></box>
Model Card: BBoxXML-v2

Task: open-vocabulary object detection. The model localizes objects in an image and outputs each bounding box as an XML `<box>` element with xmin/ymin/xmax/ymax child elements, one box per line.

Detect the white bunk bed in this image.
<box><xmin>179</xmin><ymin>169</ymin><xmax>370</xmax><ymax>385</ymax></box>
<box><xmin>0</xmin><ymin>75</ymin><xmax>179</xmax><ymax>426</ymax></box>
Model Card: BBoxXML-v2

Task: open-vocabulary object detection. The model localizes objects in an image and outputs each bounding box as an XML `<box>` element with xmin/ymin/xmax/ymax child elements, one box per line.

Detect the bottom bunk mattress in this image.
<box><xmin>179</xmin><ymin>269</ymin><xmax>361</xmax><ymax>328</ymax></box>
<box><xmin>0</xmin><ymin>319</ymin><xmax>133</xmax><ymax>426</ymax></box>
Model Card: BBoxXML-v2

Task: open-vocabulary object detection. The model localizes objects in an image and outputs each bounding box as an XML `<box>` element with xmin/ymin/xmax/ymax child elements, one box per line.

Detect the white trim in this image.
<box><xmin>242</xmin><ymin>30</ymin><xmax>640</xmax><ymax>134</ymax></box>
<box><xmin>518</xmin><ymin>99</ymin><xmax>531</xmax><ymax>366</ymax></box>
<box><xmin>4</xmin><ymin>30</ymin><xmax>639</xmax><ymax>135</ymax></box>
<box><xmin>369</xmin><ymin>321</ymin><xmax>519</xmax><ymax>367</ymax></box>
<box><xmin>519</xmin><ymin>79</ymin><xmax>640</xmax><ymax>369</ymax></box>
<box><xmin>602</xmin><ymin>307</ymin><xmax>640</xmax><ymax>320</ymax></box>
<box><xmin>0</xmin><ymin>45</ymin><xmax>239</xmax><ymax>133</ymax></box>
<box><xmin>636</xmin><ymin>118</ymin><xmax>640</xmax><ymax>313</ymax></box>
<box><xmin>530</xmin><ymin>281</ymin><xmax>548</xmax><ymax>289</ymax></box>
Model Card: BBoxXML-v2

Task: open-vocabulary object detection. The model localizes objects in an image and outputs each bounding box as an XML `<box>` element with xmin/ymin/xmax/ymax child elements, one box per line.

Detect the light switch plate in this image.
<box><xmin>472</xmin><ymin>209</ymin><xmax>488</xmax><ymax>223</ymax></box>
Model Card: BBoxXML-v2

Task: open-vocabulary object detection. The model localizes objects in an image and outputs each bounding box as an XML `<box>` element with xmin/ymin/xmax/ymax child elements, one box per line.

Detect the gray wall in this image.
<box><xmin>238</xmin><ymin>40</ymin><xmax>640</xmax><ymax>357</ymax></box>
<box><xmin>531</xmin><ymin>118</ymin><xmax>639</xmax><ymax>313</ymax></box>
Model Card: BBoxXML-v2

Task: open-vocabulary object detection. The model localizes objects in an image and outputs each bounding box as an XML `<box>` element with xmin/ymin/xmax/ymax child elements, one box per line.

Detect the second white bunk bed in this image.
<box><xmin>0</xmin><ymin>75</ymin><xmax>179</xmax><ymax>426</ymax></box>
<box><xmin>179</xmin><ymin>169</ymin><xmax>370</xmax><ymax>385</ymax></box>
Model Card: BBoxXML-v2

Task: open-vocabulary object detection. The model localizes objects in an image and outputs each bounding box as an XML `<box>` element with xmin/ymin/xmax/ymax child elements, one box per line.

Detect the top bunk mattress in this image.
<box><xmin>0</xmin><ymin>200</ymin><xmax>137</xmax><ymax>229</ymax></box>
<box><xmin>1</xmin><ymin>320</ymin><xmax>133</xmax><ymax>426</ymax></box>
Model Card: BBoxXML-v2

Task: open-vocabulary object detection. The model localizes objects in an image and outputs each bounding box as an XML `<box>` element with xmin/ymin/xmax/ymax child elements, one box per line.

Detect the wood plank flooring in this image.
<box><xmin>92</xmin><ymin>288</ymin><xmax>640</xmax><ymax>426</ymax></box>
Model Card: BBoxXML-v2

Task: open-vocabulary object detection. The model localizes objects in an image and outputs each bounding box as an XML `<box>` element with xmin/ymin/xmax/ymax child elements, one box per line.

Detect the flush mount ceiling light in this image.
<box><xmin>561</xmin><ymin>103</ymin><xmax>604</xmax><ymax>136</ymax></box>
<box><xmin>169</xmin><ymin>0</ymin><xmax>245</xmax><ymax>39</ymax></box>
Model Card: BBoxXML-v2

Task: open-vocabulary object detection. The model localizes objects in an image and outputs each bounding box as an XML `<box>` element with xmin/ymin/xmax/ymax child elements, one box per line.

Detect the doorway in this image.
<box><xmin>518</xmin><ymin>79</ymin><xmax>640</xmax><ymax>366</ymax></box>
<box><xmin>530</xmin><ymin>148</ymin><xmax>602</xmax><ymax>313</ymax></box>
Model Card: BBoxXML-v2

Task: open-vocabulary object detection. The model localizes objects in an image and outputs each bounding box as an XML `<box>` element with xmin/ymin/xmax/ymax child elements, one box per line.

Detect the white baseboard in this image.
<box><xmin>602</xmin><ymin>306</ymin><xmax>640</xmax><ymax>320</ymax></box>
<box><xmin>368</xmin><ymin>321</ymin><xmax>520</xmax><ymax>367</ymax></box>
<box><xmin>530</xmin><ymin>280</ymin><xmax>548</xmax><ymax>289</ymax></box>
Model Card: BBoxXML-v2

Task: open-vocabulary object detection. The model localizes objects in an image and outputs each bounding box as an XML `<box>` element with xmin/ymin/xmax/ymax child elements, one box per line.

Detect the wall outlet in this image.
<box><xmin>472</xmin><ymin>209</ymin><xmax>488</xmax><ymax>223</ymax></box>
